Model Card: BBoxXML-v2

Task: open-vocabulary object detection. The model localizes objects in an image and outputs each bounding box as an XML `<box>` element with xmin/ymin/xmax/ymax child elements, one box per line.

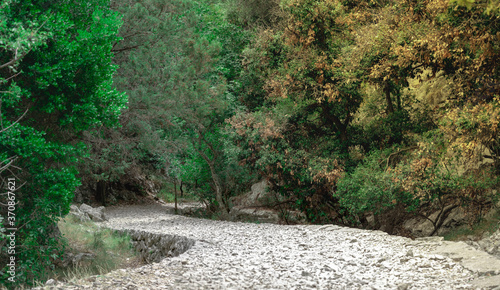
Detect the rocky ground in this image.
<box><xmin>39</xmin><ymin>203</ymin><xmax>500</xmax><ymax>290</ymax></box>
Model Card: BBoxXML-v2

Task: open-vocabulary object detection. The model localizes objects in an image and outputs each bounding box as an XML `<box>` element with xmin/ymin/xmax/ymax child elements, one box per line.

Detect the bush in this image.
<box><xmin>335</xmin><ymin>132</ymin><xmax>499</xmax><ymax>232</ymax></box>
<box><xmin>335</xmin><ymin>148</ymin><xmax>417</xmax><ymax>226</ymax></box>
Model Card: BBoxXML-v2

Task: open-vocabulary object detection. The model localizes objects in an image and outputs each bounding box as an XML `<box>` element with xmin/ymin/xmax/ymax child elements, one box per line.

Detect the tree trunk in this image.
<box><xmin>174</xmin><ymin>179</ymin><xmax>178</xmax><ymax>214</ymax></box>
<box><xmin>207</xmin><ymin>160</ymin><xmax>227</xmax><ymax>214</ymax></box>
<box><xmin>396</xmin><ymin>91</ymin><xmax>402</xmax><ymax>111</ymax></box>
<box><xmin>194</xmin><ymin>134</ymin><xmax>229</xmax><ymax>215</ymax></box>
<box><xmin>384</xmin><ymin>83</ymin><xmax>394</xmax><ymax>114</ymax></box>
<box><xmin>321</xmin><ymin>105</ymin><xmax>348</xmax><ymax>141</ymax></box>
<box><xmin>96</xmin><ymin>180</ymin><xmax>107</xmax><ymax>206</ymax></box>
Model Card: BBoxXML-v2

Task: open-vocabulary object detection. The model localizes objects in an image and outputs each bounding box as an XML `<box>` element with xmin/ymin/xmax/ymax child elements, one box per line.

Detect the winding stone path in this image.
<box><xmin>51</xmin><ymin>204</ymin><xmax>499</xmax><ymax>289</ymax></box>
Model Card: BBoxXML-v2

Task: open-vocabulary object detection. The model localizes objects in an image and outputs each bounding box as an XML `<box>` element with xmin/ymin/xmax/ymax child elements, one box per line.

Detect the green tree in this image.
<box><xmin>230</xmin><ymin>0</ymin><xmax>499</xmax><ymax>227</ymax></box>
<box><xmin>84</xmin><ymin>0</ymin><xmax>252</xmax><ymax>212</ymax></box>
<box><xmin>0</xmin><ymin>0</ymin><xmax>125</xmax><ymax>285</ymax></box>
<box><xmin>228</xmin><ymin>0</ymin><xmax>365</xmax><ymax>222</ymax></box>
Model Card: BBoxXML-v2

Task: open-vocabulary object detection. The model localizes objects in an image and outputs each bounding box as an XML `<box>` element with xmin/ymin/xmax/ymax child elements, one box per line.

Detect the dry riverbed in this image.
<box><xmin>42</xmin><ymin>204</ymin><xmax>500</xmax><ymax>289</ymax></box>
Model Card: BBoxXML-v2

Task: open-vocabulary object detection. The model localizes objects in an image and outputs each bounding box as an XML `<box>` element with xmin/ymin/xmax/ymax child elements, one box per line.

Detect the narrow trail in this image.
<box><xmin>51</xmin><ymin>204</ymin><xmax>500</xmax><ymax>289</ymax></box>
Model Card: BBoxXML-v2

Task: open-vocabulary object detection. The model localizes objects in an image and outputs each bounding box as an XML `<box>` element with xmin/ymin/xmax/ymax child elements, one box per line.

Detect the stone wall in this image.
<box><xmin>124</xmin><ymin>230</ymin><xmax>195</xmax><ymax>263</ymax></box>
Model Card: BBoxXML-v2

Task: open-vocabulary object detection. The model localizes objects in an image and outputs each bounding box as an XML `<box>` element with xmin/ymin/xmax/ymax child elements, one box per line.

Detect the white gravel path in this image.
<box><xmin>54</xmin><ymin>204</ymin><xmax>484</xmax><ymax>289</ymax></box>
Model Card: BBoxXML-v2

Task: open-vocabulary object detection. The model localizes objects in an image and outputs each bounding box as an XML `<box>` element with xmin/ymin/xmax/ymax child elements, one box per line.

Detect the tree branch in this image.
<box><xmin>112</xmin><ymin>45</ymin><xmax>140</xmax><ymax>53</ymax></box>
<box><xmin>0</xmin><ymin>107</ymin><xmax>29</xmax><ymax>133</ymax></box>
<box><xmin>0</xmin><ymin>48</ymin><xmax>20</xmax><ymax>69</ymax></box>
<box><xmin>381</xmin><ymin>146</ymin><xmax>419</xmax><ymax>169</ymax></box>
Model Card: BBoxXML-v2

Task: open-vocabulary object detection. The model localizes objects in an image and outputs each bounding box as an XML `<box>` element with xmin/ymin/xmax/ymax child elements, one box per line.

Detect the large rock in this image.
<box><xmin>80</xmin><ymin>203</ymin><xmax>107</xmax><ymax>222</ymax></box>
<box><xmin>230</xmin><ymin>180</ymin><xmax>274</xmax><ymax>207</ymax></box>
<box><xmin>229</xmin><ymin>180</ymin><xmax>282</xmax><ymax>223</ymax></box>
<box><xmin>432</xmin><ymin>241</ymin><xmax>500</xmax><ymax>275</ymax></box>
<box><xmin>229</xmin><ymin>180</ymin><xmax>306</xmax><ymax>224</ymax></box>
<box><xmin>69</xmin><ymin>204</ymin><xmax>91</xmax><ymax>222</ymax></box>
<box><xmin>59</xmin><ymin>252</ymin><xmax>95</xmax><ymax>267</ymax></box>
<box><xmin>229</xmin><ymin>207</ymin><xmax>280</xmax><ymax>224</ymax></box>
<box><xmin>403</xmin><ymin>207</ymin><xmax>466</xmax><ymax>237</ymax></box>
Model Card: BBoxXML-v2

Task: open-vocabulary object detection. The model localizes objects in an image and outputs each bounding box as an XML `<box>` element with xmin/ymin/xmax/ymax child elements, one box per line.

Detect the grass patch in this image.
<box><xmin>44</xmin><ymin>215</ymin><xmax>143</xmax><ymax>283</ymax></box>
<box><xmin>443</xmin><ymin>208</ymin><xmax>500</xmax><ymax>241</ymax></box>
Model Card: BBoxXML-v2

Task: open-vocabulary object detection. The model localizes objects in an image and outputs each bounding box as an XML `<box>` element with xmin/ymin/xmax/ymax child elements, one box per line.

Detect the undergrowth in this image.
<box><xmin>40</xmin><ymin>215</ymin><xmax>143</xmax><ymax>285</ymax></box>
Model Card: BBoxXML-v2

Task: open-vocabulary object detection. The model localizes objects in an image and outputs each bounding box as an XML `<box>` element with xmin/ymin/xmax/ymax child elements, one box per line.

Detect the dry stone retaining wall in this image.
<box><xmin>126</xmin><ymin>230</ymin><xmax>195</xmax><ymax>263</ymax></box>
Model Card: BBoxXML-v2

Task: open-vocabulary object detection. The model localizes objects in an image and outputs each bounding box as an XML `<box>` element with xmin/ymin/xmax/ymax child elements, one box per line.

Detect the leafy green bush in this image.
<box><xmin>335</xmin><ymin>149</ymin><xmax>416</xmax><ymax>224</ymax></box>
<box><xmin>0</xmin><ymin>0</ymin><xmax>125</xmax><ymax>286</ymax></box>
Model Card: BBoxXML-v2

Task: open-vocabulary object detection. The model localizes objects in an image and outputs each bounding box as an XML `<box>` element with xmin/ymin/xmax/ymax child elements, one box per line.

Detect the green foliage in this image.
<box><xmin>226</xmin><ymin>0</ymin><xmax>500</xmax><ymax>229</ymax></box>
<box><xmin>84</xmin><ymin>0</ymin><xmax>254</xmax><ymax>211</ymax></box>
<box><xmin>224</xmin><ymin>0</ymin><xmax>282</xmax><ymax>28</ymax></box>
<box><xmin>451</xmin><ymin>0</ymin><xmax>500</xmax><ymax>14</ymax></box>
<box><xmin>336</xmin><ymin>135</ymin><xmax>498</xmax><ymax>228</ymax></box>
<box><xmin>0</xmin><ymin>0</ymin><xmax>125</xmax><ymax>286</ymax></box>
<box><xmin>3</xmin><ymin>0</ymin><xmax>126</xmax><ymax>133</ymax></box>
<box><xmin>228</xmin><ymin>108</ymin><xmax>345</xmax><ymax>222</ymax></box>
<box><xmin>335</xmin><ymin>149</ymin><xmax>416</xmax><ymax>221</ymax></box>
<box><xmin>363</xmin><ymin>109</ymin><xmax>414</xmax><ymax>149</ymax></box>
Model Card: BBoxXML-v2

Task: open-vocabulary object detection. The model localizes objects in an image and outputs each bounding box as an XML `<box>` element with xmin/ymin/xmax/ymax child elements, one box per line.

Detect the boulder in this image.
<box><xmin>61</xmin><ymin>252</ymin><xmax>95</xmax><ymax>267</ymax></box>
<box><xmin>229</xmin><ymin>180</ymin><xmax>307</xmax><ymax>224</ymax></box>
<box><xmin>127</xmin><ymin>230</ymin><xmax>195</xmax><ymax>263</ymax></box>
<box><xmin>403</xmin><ymin>207</ymin><xmax>467</xmax><ymax>237</ymax></box>
<box><xmin>69</xmin><ymin>204</ymin><xmax>91</xmax><ymax>222</ymax></box>
<box><xmin>230</xmin><ymin>180</ymin><xmax>274</xmax><ymax>208</ymax></box>
<box><xmin>45</xmin><ymin>279</ymin><xmax>56</xmax><ymax>286</ymax></box>
<box><xmin>80</xmin><ymin>203</ymin><xmax>107</xmax><ymax>222</ymax></box>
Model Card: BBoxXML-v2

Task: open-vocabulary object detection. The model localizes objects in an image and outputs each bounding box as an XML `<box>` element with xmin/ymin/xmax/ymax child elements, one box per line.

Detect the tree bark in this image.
<box><xmin>206</xmin><ymin>159</ymin><xmax>227</xmax><ymax>214</ymax></box>
<box><xmin>321</xmin><ymin>105</ymin><xmax>348</xmax><ymax>141</ymax></box>
<box><xmin>384</xmin><ymin>83</ymin><xmax>394</xmax><ymax>114</ymax></box>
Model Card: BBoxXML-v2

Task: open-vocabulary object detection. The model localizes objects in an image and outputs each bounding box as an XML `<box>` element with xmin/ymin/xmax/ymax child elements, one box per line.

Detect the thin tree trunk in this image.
<box><xmin>207</xmin><ymin>160</ymin><xmax>227</xmax><ymax>214</ymax></box>
<box><xmin>396</xmin><ymin>91</ymin><xmax>402</xmax><ymax>111</ymax></box>
<box><xmin>321</xmin><ymin>106</ymin><xmax>348</xmax><ymax>141</ymax></box>
<box><xmin>194</xmin><ymin>134</ymin><xmax>228</xmax><ymax>214</ymax></box>
<box><xmin>96</xmin><ymin>180</ymin><xmax>107</xmax><ymax>206</ymax></box>
<box><xmin>174</xmin><ymin>179</ymin><xmax>178</xmax><ymax>214</ymax></box>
